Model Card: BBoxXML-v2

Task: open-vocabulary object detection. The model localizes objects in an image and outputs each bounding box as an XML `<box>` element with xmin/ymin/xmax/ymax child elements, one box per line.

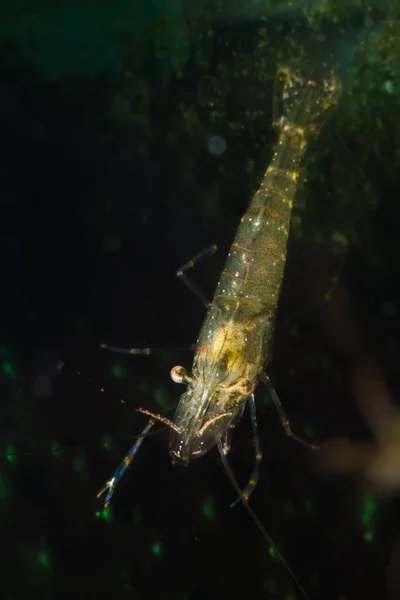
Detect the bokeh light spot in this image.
<box><xmin>138</xmin><ymin>380</ymin><xmax>150</xmax><ymax>394</ymax></box>
<box><xmin>6</xmin><ymin>445</ymin><xmax>16</xmax><ymax>463</ymax></box>
<box><xmin>384</xmin><ymin>80</ymin><xmax>394</xmax><ymax>94</ymax></box>
<box><xmin>154</xmin><ymin>388</ymin><xmax>169</xmax><ymax>410</ymax></box>
<box><xmin>102</xmin><ymin>435</ymin><xmax>112</xmax><ymax>451</ymax></box>
<box><xmin>207</xmin><ymin>135</ymin><xmax>227</xmax><ymax>156</ymax></box>
<box><xmin>151</xmin><ymin>541</ymin><xmax>163</xmax><ymax>557</ymax></box>
<box><xmin>361</xmin><ymin>493</ymin><xmax>377</xmax><ymax>541</ymax></box>
<box><xmin>112</xmin><ymin>363</ymin><xmax>126</xmax><ymax>378</ymax></box>
<box><xmin>51</xmin><ymin>441</ymin><xmax>60</xmax><ymax>458</ymax></box>
<box><xmin>362</xmin><ymin>494</ymin><xmax>376</xmax><ymax>527</ymax></box>
<box><xmin>37</xmin><ymin>549</ymin><xmax>51</xmax><ymax>569</ymax></box>
<box><xmin>201</xmin><ymin>499</ymin><xmax>215</xmax><ymax>520</ymax></box>
<box><xmin>72</xmin><ymin>452</ymin><xmax>87</xmax><ymax>473</ymax></box>
<box><xmin>303</xmin><ymin>424</ymin><xmax>315</xmax><ymax>438</ymax></box>
<box><xmin>2</xmin><ymin>360</ymin><xmax>16</xmax><ymax>378</ymax></box>
<box><xmin>96</xmin><ymin>506</ymin><xmax>113</xmax><ymax>523</ymax></box>
<box><xmin>263</xmin><ymin>394</ymin><xmax>272</xmax><ymax>407</ymax></box>
<box><xmin>102</xmin><ymin>506</ymin><xmax>113</xmax><ymax>523</ymax></box>
<box><xmin>364</xmin><ymin>530</ymin><xmax>374</xmax><ymax>542</ymax></box>
<box><xmin>268</xmin><ymin>545</ymin><xmax>278</xmax><ymax>561</ymax></box>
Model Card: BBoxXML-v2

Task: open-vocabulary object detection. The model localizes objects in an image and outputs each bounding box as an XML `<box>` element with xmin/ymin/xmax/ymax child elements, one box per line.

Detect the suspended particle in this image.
<box><xmin>207</xmin><ymin>135</ymin><xmax>227</xmax><ymax>156</ymax></box>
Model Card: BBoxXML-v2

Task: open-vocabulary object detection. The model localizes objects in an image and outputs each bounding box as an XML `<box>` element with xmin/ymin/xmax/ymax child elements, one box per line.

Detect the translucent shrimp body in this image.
<box><xmin>169</xmin><ymin>69</ymin><xmax>341</xmax><ymax>463</ymax></box>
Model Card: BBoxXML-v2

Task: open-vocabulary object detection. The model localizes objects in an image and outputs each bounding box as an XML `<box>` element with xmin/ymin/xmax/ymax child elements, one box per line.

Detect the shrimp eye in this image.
<box><xmin>170</xmin><ymin>365</ymin><xmax>193</xmax><ymax>385</ymax></box>
<box><xmin>237</xmin><ymin>378</ymin><xmax>252</xmax><ymax>395</ymax></box>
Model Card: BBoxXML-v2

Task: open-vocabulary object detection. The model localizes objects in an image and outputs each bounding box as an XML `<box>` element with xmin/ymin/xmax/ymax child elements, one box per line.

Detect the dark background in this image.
<box><xmin>1</xmin><ymin>2</ymin><xmax>400</xmax><ymax>599</ymax></box>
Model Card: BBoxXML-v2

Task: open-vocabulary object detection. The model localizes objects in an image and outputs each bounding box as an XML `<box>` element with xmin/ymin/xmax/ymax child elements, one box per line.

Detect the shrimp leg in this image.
<box><xmin>100</xmin><ymin>343</ymin><xmax>195</xmax><ymax>355</ymax></box>
<box><xmin>176</xmin><ymin>244</ymin><xmax>217</xmax><ymax>308</ymax></box>
<box><xmin>221</xmin><ymin>403</ymin><xmax>245</xmax><ymax>455</ymax></box>
<box><xmin>100</xmin><ymin>245</ymin><xmax>217</xmax><ymax>357</ymax></box>
<box><xmin>230</xmin><ymin>394</ymin><xmax>263</xmax><ymax>507</ymax></box>
<box><xmin>262</xmin><ymin>373</ymin><xmax>318</xmax><ymax>450</ymax></box>
<box><xmin>97</xmin><ymin>417</ymin><xmax>155</xmax><ymax>506</ymax></box>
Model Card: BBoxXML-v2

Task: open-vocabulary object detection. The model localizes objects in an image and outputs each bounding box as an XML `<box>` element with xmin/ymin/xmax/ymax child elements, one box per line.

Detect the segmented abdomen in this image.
<box><xmin>215</xmin><ymin>132</ymin><xmax>305</xmax><ymax>317</ymax></box>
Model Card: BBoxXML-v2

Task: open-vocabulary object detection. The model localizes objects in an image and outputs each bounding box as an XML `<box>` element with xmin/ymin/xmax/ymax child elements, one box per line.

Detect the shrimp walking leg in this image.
<box><xmin>176</xmin><ymin>244</ymin><xmax>217</xmax><ymax>308</ymax></box>
<box><xmin>97</xmin><ymin>418</ymin><xmax>155</xmax><ymax>506</ymax></box>
<box><xmin>230</xmin><ymin>394</ymin><xmax>263</xmax><ymax>507</ymax></box>
<box><xmin>262</xmin><ymin>373</ymin><xmax>318</xmax><ymax>450</ymax></box>
<box><xmin>221</xmin><ymin>403</ymin><xmax>245</xmax><ymax>455</ymax></box>
<box><xmin>100</xmin><ymin>343</ymin><xmax>195</xmax><ymax>355</ymax></box>
<box><xmin>100</xmin><ymin>246</ymin><xmax>217</xmax><ymax>357</ymax></box>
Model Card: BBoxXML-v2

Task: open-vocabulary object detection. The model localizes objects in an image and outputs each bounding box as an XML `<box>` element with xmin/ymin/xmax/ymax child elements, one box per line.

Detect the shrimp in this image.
<box><xmin>98</xmin><ymin>65</ymin><xmax>341</xmax><ymax>598</ymax></box>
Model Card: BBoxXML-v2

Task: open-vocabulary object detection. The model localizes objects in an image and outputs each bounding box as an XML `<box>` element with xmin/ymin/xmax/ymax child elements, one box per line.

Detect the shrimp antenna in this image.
<box><xmin>217</xmin><ymin>441</ymin><xmax>311</xmax><ymax>600</ymax></box>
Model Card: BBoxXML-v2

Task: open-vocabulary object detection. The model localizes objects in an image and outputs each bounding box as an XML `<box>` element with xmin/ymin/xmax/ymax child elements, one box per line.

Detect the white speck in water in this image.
<box><xmin>207</xmin><ymin>135</ymin><xmax>227</xmax><ymax>156</ymax></box>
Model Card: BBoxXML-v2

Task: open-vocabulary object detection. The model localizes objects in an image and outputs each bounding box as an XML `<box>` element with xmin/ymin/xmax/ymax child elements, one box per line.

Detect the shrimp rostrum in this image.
<box><xmin>98</xmin><ymin>66</ymin><xmax>341</xmax><ymax>508</ymax></box>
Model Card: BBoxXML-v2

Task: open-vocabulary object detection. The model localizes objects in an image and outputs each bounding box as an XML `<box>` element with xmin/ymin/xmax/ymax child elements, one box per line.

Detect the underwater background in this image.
<box><xmin>1</xmin><ymin>1</ymin><xmax>400</xmax><ymax>599</ymax></box>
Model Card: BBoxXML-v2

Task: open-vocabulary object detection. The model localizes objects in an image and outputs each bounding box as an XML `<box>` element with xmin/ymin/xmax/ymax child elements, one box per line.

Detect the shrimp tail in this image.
<box><xmin>274</xmin><ymin>64</ymin><xmax>342</xmax><ymax>135</ymax></box>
